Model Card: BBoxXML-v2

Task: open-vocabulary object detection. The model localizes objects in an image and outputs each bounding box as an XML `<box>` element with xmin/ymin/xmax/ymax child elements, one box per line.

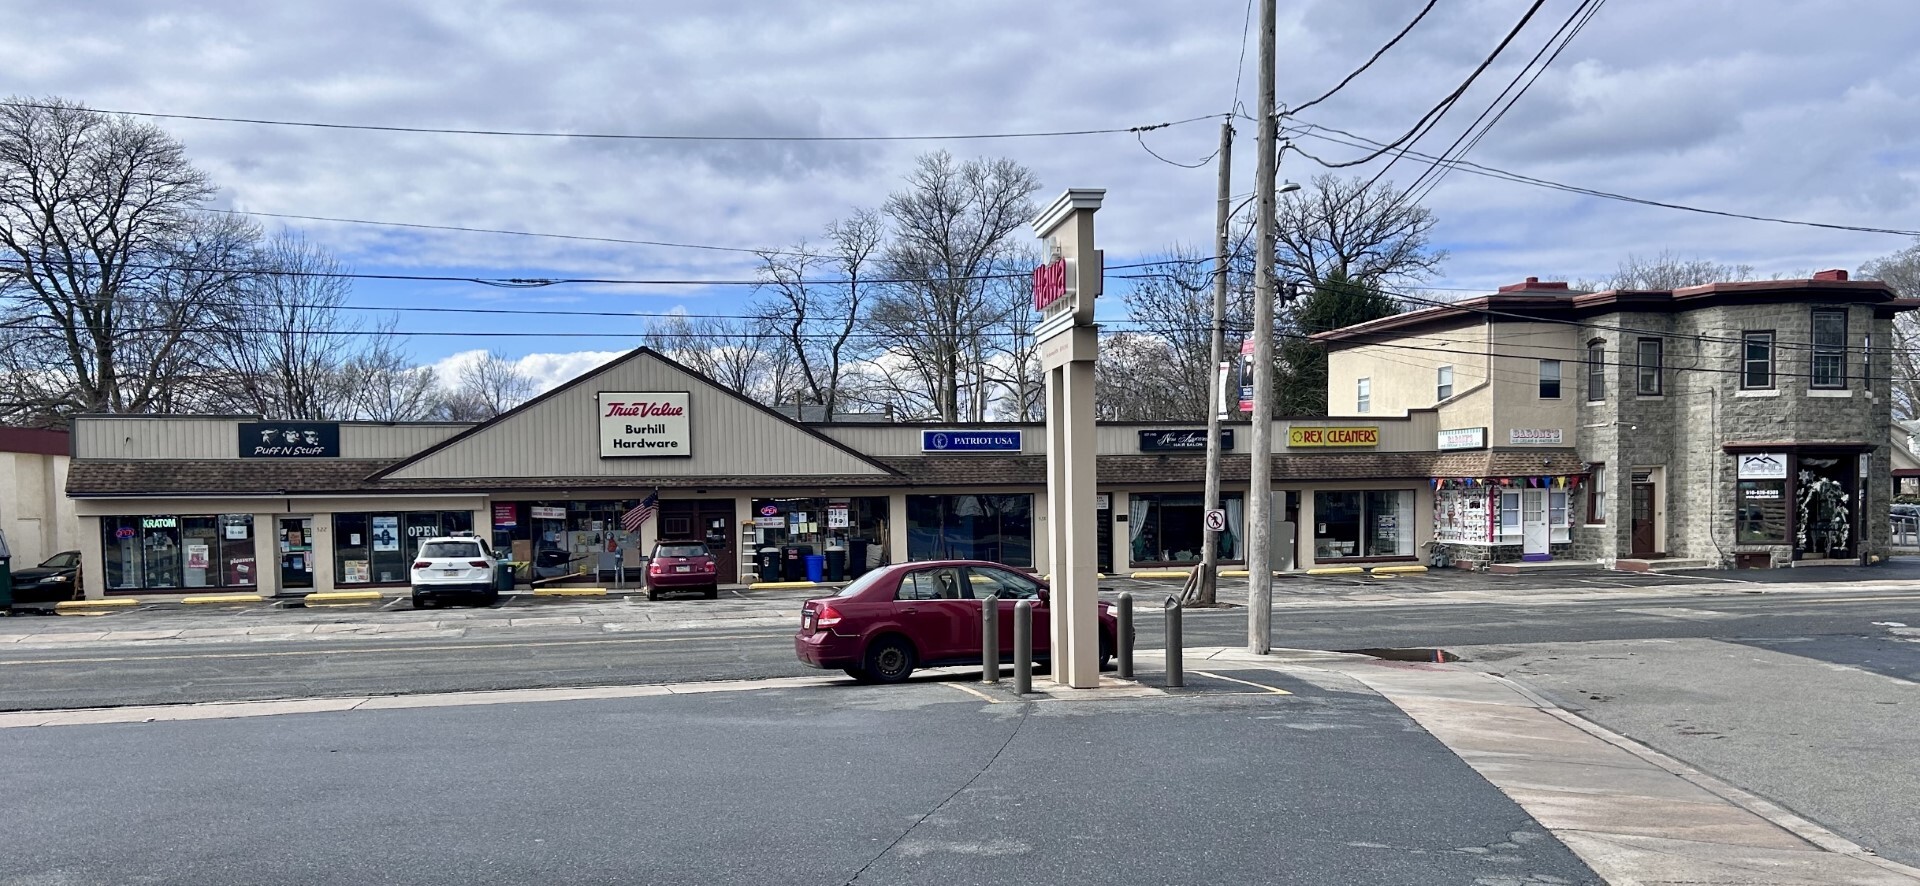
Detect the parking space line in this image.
<box><xmin>1190</xmin><ymin>670</ymin><xmax>1292</xmax><ymax>695</ymax></box>
<box><xmin>943</xmin><ymin>682</ymin><xmax>1002</xmax><ymax>704</ymax></box>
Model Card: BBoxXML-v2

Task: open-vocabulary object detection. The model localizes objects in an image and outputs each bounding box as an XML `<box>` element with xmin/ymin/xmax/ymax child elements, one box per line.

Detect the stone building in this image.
<box><xmin>1320</xmin><ymin>271</ymin><xmax>1912</xmax><ymax>569</ymax></box>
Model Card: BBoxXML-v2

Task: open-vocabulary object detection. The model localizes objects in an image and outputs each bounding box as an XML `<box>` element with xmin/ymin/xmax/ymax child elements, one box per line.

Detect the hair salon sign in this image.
<box><xmin>599</xmin><ymin>392</ymin><xmax>691</xmax><ymax>457</ymax></box>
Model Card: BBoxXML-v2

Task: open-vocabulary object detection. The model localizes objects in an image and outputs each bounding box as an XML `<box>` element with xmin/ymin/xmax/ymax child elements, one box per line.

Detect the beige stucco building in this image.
<box><xmin>0</xmin><ymin>428</ymin><xmax>79</xmax><ymax>567</ymax></box>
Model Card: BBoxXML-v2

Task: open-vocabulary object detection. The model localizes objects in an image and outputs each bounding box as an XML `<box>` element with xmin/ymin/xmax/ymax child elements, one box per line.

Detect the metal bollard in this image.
<box><xmin>1116</xmin><ymin>592</ymin><xmax>1134</xmax><ymax>679</ymax></box>
<box><xmin>1013</xmin><ymin>599</ymin><xmax>1033</xmax><ymax>695</ymax></box>
<box><xmin>1164</xmin><ymin>595</ymin><xmax>1184</xmax><ymax>688</ymax></box>
<box><xmin>980</xmin><ymin>593</ymin><xmax>999</xmax><ymax>684</ymax></box>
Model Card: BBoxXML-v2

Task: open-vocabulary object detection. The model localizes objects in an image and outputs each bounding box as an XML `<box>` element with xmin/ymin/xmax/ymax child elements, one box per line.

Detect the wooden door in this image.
<box><xmin>1630</xmin><ymin>483</ymin><xmax>1657</xmax><ymax>555</ymax></box>
<box><xmin>700</xmin><ymin>504</ymin><xmax>737</xmax><ymax>584</ymax></box>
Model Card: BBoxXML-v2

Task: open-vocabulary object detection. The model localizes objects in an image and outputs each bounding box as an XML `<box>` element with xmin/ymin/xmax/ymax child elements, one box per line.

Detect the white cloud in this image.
<box><xmin>428</xmin><ymin>348</ymin><xmax>624</xmax><ymax>394</ymax></box>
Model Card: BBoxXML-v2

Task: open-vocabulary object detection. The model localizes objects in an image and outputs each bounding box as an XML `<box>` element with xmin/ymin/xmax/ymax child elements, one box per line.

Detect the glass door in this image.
<box><xmin>279</xmin><ymin>516</ymin><xmax>315</xmax><ymax>592</ymax></box>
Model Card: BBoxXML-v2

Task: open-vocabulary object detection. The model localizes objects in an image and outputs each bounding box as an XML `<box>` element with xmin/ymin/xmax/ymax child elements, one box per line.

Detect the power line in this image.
<box><xmin>200</xmin><ymin>208</ymin><xmax>807</xmax><ymax>257</ymax></box>
<box><xmin>1285</xmin><ymin>0</ymin><xmax>1549</xmax><ymax>171</ymax></box>
<box><xmin>1288</xmin><ymin>0</ymin><xmax>1441</xmax><ymax>116</ymax></box>
<box><xmin>1135</xmin><ymin>127</ymin><xmax>1224</xmax><ymax>169</ymax></box>
<box><xmin>1290</xmin><ymin>121</ymin><xmax>1920</xmax><ymax>238</ymax></box>
<box><xmin>2</xmin><ymin>100</ymin><xmax>1220</xmax><ymax>144</ymax></box>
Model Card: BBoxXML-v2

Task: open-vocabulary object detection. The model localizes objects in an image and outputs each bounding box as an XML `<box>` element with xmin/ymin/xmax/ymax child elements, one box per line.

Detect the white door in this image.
<box><xmin>1521</xmin><ymin>489</ymin><xmax>1549</xmax><ymax>558</ymax></box>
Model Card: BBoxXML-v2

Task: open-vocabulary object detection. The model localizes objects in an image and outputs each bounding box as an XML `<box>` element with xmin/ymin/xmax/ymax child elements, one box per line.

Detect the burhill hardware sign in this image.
<box><xmin>1138</xmin><ymin>429</ymin><xmax>1234</xmax><ymax>452</ymax></box>
<box><xmin>599</xmin><ymin>392</ymin><xmax>691</xmax><ymax>457</ymax></box>
<box><xmin>239</xmin><ymin>422</ymin><xmax>340</xmax><ymax>458</ymax></box>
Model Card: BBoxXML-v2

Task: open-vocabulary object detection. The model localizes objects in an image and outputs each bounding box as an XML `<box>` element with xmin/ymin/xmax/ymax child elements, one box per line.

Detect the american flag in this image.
<box><xmin>622</xmin><ymin>492</ymin><xmax>659</xmax><ymax>532</ymax></box>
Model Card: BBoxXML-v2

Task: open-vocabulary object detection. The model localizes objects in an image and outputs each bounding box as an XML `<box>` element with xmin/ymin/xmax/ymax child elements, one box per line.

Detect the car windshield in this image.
<box><xmin>40</xmin><ymin>552</ymin><xmax>77</xmax><ymax>569</ymax></box>
<box><xmin>655</xmin><ymin>544</ymin><xmax>708</xmax><ymax>558</ymax></box>
<box><xmin>420</xmin><ymin>541</ymin><xmax>483</xmax><ymax>559</ymax></box>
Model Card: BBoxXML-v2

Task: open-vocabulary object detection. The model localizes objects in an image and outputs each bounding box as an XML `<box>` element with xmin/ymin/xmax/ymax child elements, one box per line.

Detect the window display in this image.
<box><xmin>906</xmin><ymin>495</ymin><xmax>1033</xmax><ymax>567</ymax></box>
<box><xmin>335</xmin><ymin>510</ymin><xmax>473</xmax><ymax>584</ymax></box>
<box><xmin>1315</xmin><ymin>490</ymin><xmax>1415</xmax><ymax>559</ymax></box>
<box><xmin>1126</xmin><ymin>492</ymin><xmax>1243</xmax><ymax>565</ymax></box>
<box><xmin>98</xmin><ymin>514</ymin><xmax>255</xmax><ymax>594</ymax></box>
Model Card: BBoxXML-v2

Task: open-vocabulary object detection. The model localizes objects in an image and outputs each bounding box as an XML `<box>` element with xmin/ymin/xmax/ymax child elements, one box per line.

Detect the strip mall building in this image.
<box><xmin>67</xmin><ymin>270</ymin><xmax>1903</xmax><ymax>600</ymax></box>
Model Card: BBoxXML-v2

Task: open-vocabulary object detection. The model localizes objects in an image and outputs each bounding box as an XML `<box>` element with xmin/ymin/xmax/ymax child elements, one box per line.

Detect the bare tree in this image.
<box><xmin>643</xmin><ymin>314</ymin><xmax>784</xmax><ymax>404</ymax></box>
<box><xmin>1863</xmin><ymin>240</ymin><xmax>1920</xmax><ymax>421</ymax></box>
<box><xmin>872</xmin><ymin>151</ymin><xmax>1041</xmax><ymax>421</ymax></box>
<box><xmin>0</xmin><ymin>97</ymin><xmax>259</xmax><ymax>421</ymax></box>
<box><xmin>1268</xmin><ymin>173</ymin><xmax>1447</xmax><ymax>289</ymax></box>
<box><xmin>754</xmin><ymin>209</ymin><xmax>882</xmax><ymax>414</ymax></box>
<box><xmin>1094</xmin><ymin>332</ymin><xmax>1186</xmax><ymax>420</ymax></box>
<box><xmin>1575</xmin><ymin>250</ymin><xmax>1757</xmax><ymax>291</ymax></box>
<box><xmin>343</xmin><ymin>318</ymin><xmax>442</xmax><ymax>421</ymax></box>
<box><xmin>208</xmin><ymin>233</ymin><xmax>358</xmax><ymax>419</ymax></box>
<box><xmin>439</xmin><ymin>350</ymin><xmax>534</xmax><ymax>420</ymax></box>
<box><xmin>1122</xmin><ymin>244</ymin><xmax>1251</xmax><ymax>420</ymax></box>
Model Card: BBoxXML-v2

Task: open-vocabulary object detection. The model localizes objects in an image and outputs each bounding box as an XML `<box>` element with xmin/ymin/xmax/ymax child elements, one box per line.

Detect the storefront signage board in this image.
<box><xmin>1509</xmin><ymin>428</ymin><xmax>1564</xmax><ymax>445</ymax></box>
<box><xmin>531</xmin><ymin>506</ymin><xmax>566</xmax><ymax>520</ymax></box>
<box><xmin>754</xmin><ymin>516</ymin><xmax>783</xmax><ymax>528</ymax></box>
<box><xmin>142</xmin><ymin>517</ymin><xmax>176</xmax><ymax>529</ymax></box>
<box><xmin>1138</xmin><ymin>429</ymin><xmax>1234</xmax><ymax>452</ymax></box>
<box><xmin>239</xmin><ymin>422</ymin><xmax>340</xmax><ymax>458</ymax></box>
<box><xmin>828</xmin><ymin>507</ymin><xmax>849</xmax><ymax>529</ymax></box>
<box><xmin>1737</xmin><ymin>453</ymin><xmax>1789</xmax><ymax>480</ymax></box>
<box><xmin>1437</xmin><ymin>427</ymin><xmax>1487</xmax><ymax>451</ymax></box>
<box><xmin>1286</xmin><ymin>426</ymin><xmax>1379</xmax><ymax>448</ymax></box>
<box><xmin>598</xmin><ymin>392</ymin><xmax>691</xmax><ymax>457</ymax></box>
<box><xmin>922</xmin><ymin>430</ymin><xmax>1022</xmax><ymax>452</ymax></box>
<box><xmin>493</xmin><ymin>504</ymin><xmax>517</xmax><ymax>527</ymax></box>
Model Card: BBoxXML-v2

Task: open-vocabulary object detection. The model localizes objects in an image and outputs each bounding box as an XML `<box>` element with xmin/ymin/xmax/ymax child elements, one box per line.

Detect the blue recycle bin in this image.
<box><xmin>804</xmin><ymin>554</ymin><xmax>826</xmax><ymax>583</ymax></box>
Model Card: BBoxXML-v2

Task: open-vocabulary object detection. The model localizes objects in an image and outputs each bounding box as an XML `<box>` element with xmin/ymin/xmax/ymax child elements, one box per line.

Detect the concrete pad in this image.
<box><xmin>176</xmin><ymin>627</ymin><xmax>255</xmax><ymax>638</ymax></box>
<box><xmin>21</xmin><ymin>698</ymin><xmax>368</xmax><ymax>728</ymax></box>
<box><xmin>1334</xmin><ymin>661</ymin><xmax>1548</xmax><ymax>708</ymax></box>
<box><xmin>246</xmin><ymin>625</ymin><xmax>318</xmax><ymax>635</ymax></box>
<box><xmin>308</xmin><ymin>623</ymin><xmax>382</xmax><ymax>633</ymax></box>
<box><xmin>97</xmin><ymin>630</ymin><xmax>184</xmax><ymax>642</ymax></box>
<box><xmin>15</xmin><ymin>632</ymin><xmax>109</xmax><ymax>643</ymax></box>
<box><xmin>357</xmin><ymin>684</ymin><xmax>673</xmax><ymax>709</ymax></box>
<box><xmin>1555</xmin><ymin>831</ymin><xmax>1920</xmax><ymax>885</ymax></box>
<box><xmin>507</xmin><ymin>616</ymin><xmax>584</xmax><ymax>627</ymax></box>
<box><xmin>662</xmin><ymin>676</ymin><xmax>841</xmax><ymax>695</ymax></box>
<box><xmin>1505</xmin><ymin>787</ymin><xmax>1812</xmax><ymax>851</ymax></box>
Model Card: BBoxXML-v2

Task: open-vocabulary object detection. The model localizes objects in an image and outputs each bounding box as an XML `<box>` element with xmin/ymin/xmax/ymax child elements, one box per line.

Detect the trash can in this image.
<box><xmin>825</xmin><ymin>546</ymin><xmax>847</xmax><ymax>582</ymax></box>
<box><xmin>781</xmin><ymin>544</ymin><xmax>813</xmax><ymax>582</ymax></box>
<box><xmin>758</xmin><ymin>547</ymin><xmax>781</xmax><ymax>582</ymax></box>
<box><xmin>804</xmin><ymin>554</ymin><xmax>826</xmax><ymax>583</ymax></box>
<box><xmin>847</xmin><ymin>539</ymin><xmax>869</xmax><ymax>579</ymax></box>
<box><xmin>495</xmin><ymin>563</ymin><xmax>515</xmax><ymax>592</ymax></box>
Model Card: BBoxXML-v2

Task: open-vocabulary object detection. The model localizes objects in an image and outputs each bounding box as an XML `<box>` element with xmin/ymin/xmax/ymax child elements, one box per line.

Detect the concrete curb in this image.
<box><xmin>747</xmin><ymin>581</ymin><xmax>818</xmax><ymax>590</ymax></box>
<box><xmin>1305</xmin><ymin>566</ymin><xmax>1365</xmax><ymax>576</ymax></box>
<box><xmin>1130</xmin><ymin>570</ymin><xmax>1190</xmax><ymax>579</ymax></box>
<box><xmin>1369</xmin><ymin>564</ymin><xmax>1429</xmax><ymax>575</ymax></box>
<box><xmin>181</xmin><ymin>594</ymin><xmax>268</xmax><ymax>605</ymax></box>
<box><xmin>532</xmin><ymin>587</ymin><xmax>609</xmax><ymax>597</ymax></box>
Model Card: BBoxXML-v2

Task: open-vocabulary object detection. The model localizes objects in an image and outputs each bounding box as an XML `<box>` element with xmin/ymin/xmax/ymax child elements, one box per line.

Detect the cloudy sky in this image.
<box><xmin>6</xmin><ymin>0</ymin><xmax>1918</xmax><ymax>389</ymax></box>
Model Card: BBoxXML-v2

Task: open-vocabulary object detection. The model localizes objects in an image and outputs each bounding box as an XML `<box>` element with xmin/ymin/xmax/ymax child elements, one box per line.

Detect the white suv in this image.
<box><xmin>410</xmin><ymin>535</ymin><xmax>499</xmax><ymax>608</ymax></box>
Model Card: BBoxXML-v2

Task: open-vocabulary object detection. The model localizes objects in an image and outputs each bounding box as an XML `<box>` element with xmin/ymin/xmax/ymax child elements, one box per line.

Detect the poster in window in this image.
<box><xmin>186</xmin><ymin>544</ymin><xmax>210</xmax><ymax>570</ymax></box>
<box><xmin>372</xmin><ymin>516</ymin><xmax>400</xmax><ymax>552</ymax></box>
<box><xmin>224</xmin><ymin>520</ymin><xmax>249</xmax><ymax>540</ymax></box>
<box><xmin>343</xmin><ymin>560</ymin><xmax>371</xmax><ymax>583</ymax></box>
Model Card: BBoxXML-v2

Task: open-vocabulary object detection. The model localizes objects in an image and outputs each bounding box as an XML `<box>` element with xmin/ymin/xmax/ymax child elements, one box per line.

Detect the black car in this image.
<box><xmin>11</xmin><ymin>551</ymin><xmax>81</xmax><ymax>605</ymax></box>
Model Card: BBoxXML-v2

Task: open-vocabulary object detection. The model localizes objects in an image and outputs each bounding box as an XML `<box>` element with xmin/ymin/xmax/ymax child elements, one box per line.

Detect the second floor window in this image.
<box><xmin>1357</xmin><ymin>377</ymin><xmax>1371</xmax><ymax>413</ymax></box>
<box><xmin>1742</xmin><ymin>331</ymin><xmax>1774</xmax><ymax>389</ymax></box>
<box><xmin>1586</xmin><ymin>343</ymin><xmax>1605</xmax><ymax>402</ymax></box>
<box><xmin>1811</xmin><ymin>309</ymin><xmax>1846</xmax><ymax>388</ymax></box>
<box><xmin>1539</xmin><ymin>360</ymin><xmax>1561</xmax><ymax>399</ymax></box>
<box><xmin>1637</xmin><ymin>338</ymin><xmax>1664</xmax><ymax>396</ymax></box>
<box><xmin>1436</xmin><ymin>365</ymin><xmax>1454</xmax><ymax>401</ymax></box>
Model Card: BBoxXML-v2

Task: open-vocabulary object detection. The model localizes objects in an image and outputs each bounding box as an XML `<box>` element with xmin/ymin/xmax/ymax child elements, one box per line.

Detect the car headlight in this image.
<box><xmin>38</xmin><ymin>574</ymin><xmax>67</xmax><ymax>584</ymax></box>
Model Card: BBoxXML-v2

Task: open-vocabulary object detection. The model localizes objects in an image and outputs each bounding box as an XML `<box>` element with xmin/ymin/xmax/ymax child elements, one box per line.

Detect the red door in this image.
<box><xmin>1631</xmin><ymin>483</ymin><xmax>1657</xmax><ymax>556</ymax></box>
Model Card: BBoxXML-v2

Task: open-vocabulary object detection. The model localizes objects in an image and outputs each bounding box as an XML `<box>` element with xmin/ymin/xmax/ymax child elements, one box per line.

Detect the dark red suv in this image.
<box><xmin>646</xmin><ymin>541</ymin><xmax>720</xmax><ymax>600</ymax></box>
<box><xmin>794</xmin><ymin>560</ymin><xmax>1118</xmax><ymax>683</ymax></box>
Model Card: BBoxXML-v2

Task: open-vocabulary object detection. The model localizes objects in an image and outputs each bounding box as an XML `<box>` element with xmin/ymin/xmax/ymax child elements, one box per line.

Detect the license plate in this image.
<box><xmin>674</xmin><ymin>565</ymin><xmax>690</xmax><ymax>573</ymax></box>
<box><xmin>442</xmin><ymin>569</ymin><xmax>460</xmax><ymax>575</ymax></box>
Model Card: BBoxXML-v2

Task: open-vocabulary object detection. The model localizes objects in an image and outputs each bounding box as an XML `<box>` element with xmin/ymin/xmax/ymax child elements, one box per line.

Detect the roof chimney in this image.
<box><xmin>1498</xmin><ymin>276</ymin><xmax>1570</xmax><ymax>293</ymax></box>
<box><xmin>1813</xmin><ymin>269</ymin><xmax>1849</xmax><ymax>282</ymax></box>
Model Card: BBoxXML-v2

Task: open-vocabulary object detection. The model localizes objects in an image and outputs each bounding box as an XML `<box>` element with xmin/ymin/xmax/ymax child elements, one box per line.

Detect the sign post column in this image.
<box><xmin>1032</xmin><ymin>188</ymin><xmax>1104</xmax><ymax>690</ymax></box>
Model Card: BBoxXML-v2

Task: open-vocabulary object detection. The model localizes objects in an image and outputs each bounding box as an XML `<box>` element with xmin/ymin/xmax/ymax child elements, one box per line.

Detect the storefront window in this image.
<box><xmin>751</xmin><ymin>497</ymin><xmax>890</xmax><ymax>568</ymax></box>
<box><xmin>1316</xmin><ymin>491</ymin><xmax>1415</xmax><ymax>559</ymax></box>
<box><xmin>1737</xmin><ymin>480</ymin><xmax>1788</xmax><ymax>544</ymax></box>
<box><xmin>1126</xmin><ymin>492</ymin><xmax>1243</xmax><ymax>565</ymax></box>
<box><xmin>99</xmin><ymin>514</ymin><xmax>256</xmax><ymax>594</ymax></box>
<box><xmin>907</xmin><ymin>495</ymin><xmax>1034</xmax><ymax>567</ymax></box>
<box><xmin>335</xmin><ymin>511</ymin><xmax>475</xmax><ymax>584</ymax></box>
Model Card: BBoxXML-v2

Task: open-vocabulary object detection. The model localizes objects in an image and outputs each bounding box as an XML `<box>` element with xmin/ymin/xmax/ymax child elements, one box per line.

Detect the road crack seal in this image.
<box><xmin>842</xmin><ymin>702</ymin><xmax>1032</xmax><ymax>885</ymax></box>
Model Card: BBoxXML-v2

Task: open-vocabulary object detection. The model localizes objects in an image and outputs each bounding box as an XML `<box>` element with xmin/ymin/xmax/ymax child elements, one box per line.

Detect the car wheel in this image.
<box><xmin>704</xmin><ymin>586</ymin><xmax>719</xmax><ymax>599</ymax></box>
<box><xmin>864</xmin><ymin>637</ymin><xmax>916</xmax><ymax>683</ymax></box>
<box><xmin>477</xmin><ymin>591</ymin><xmax>499</xmax><ymax>607</ymax></box>
<box><xmin>413</xmin><ymin>595</ymin><xmax>432</xmax><ymax>609</ymax></box>
<box><xmin>646</xmin><ymin>589</ymin><xmax>660</xmax><ymax>601</ymax></box>
<box><xmin>843</xmin><ymin>667</ymin><xmax>871</xmax><ymax>682</ymax></box>
<box><xmin>1100</xmin><ymin>631</ymin><xmax>1116</xmax><ymax>672</ymax></box>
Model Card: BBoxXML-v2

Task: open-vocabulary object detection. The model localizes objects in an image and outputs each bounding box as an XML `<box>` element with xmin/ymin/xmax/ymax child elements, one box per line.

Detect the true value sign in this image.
<box><xmin>598</xmin><ymin>392</ymin><xmax>691</xmax><ymax>457</ymax></box>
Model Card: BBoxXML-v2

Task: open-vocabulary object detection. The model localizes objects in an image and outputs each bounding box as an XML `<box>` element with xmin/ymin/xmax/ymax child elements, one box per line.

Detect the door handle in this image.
<box><xmin>902</xmin><ymin>607</ymin><xmax>918</xmax><ymax>614</ymax></box>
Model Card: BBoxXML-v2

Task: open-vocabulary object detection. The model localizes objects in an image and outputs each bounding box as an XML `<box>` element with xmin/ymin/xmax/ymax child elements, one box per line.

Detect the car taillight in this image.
<box><xmin>469</xmin><ymin>560</ymin><xmax>491</xmax><ymax>568</ymax></box>
<box><xmin>814</xmin><ymin>603</ymin><xmax>842</xmax><ymax>628</ymax></box>
<box><xmin>701</xmin><ymin>561</ymin><xmax>716</xmax><ymax>573</ymax></box>
<box><xmin>649</xmin><ymin>562</ymin><xmax>664</xmax><ymax>574</ymax></box>
<box><xmin>413</xmin><ymin>561</ymin><xmax>430</xmax><ymax>570</ymax></box>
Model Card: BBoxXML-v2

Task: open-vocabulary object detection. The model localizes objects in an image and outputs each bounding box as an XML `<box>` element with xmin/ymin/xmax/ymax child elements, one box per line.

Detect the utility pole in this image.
<box><xmin>1246</xmin><ymin>0</ymin><xmax>1278</xmax><ymax>654</ymax></box>
<box><xmin>1197</xmin><ymin>119</ymin><xmax>1233</xmax><ymax>607</ymax></box>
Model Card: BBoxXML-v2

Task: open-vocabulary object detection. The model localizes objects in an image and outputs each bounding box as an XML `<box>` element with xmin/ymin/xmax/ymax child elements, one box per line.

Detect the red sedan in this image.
<box><xmin>794</xmin><ymin>560</ymin><xmax>1118</xmax><ymax>683</ymax></box>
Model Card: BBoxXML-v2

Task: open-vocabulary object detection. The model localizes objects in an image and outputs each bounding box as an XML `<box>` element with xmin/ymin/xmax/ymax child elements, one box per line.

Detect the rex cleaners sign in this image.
<box><xmin>598</xmin><ymin>392</ymin><xmax>691</xmax><ymax>457</ymax></box>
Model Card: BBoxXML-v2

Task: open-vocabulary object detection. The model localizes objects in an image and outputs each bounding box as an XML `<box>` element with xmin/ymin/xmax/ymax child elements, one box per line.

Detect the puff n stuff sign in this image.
<box><xmin>598</xmin><ymin>392</ymin><xmax>691</xmax><ymax>457</ymax></box>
